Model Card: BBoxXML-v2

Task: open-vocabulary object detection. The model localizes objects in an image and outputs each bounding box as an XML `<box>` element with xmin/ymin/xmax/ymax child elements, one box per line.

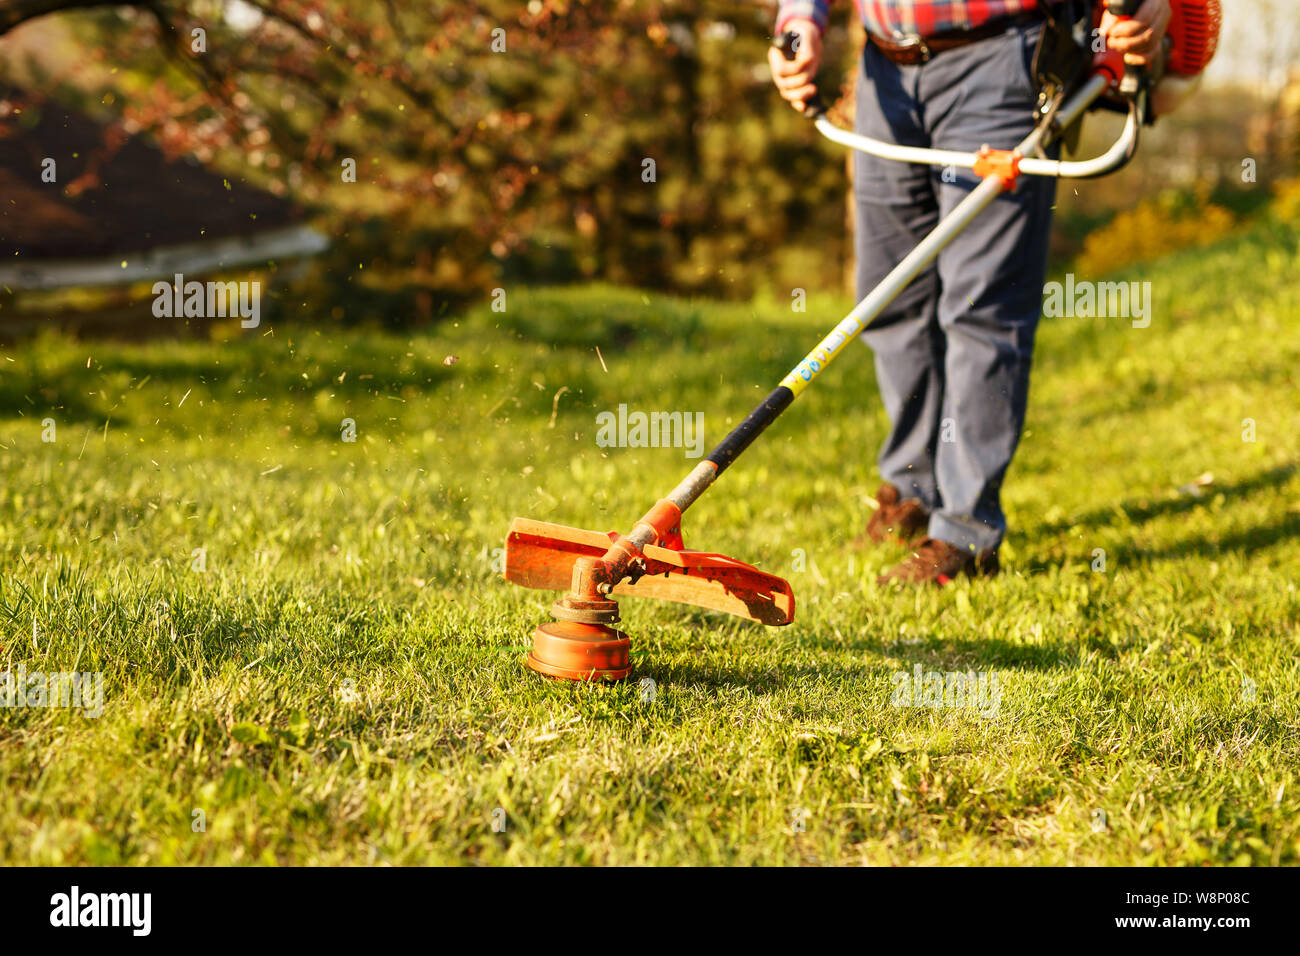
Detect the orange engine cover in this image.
<box><xmin>1168</xmin><ymin>0</ymin><xmax>1221</xmax><ymax>76</ymax></box>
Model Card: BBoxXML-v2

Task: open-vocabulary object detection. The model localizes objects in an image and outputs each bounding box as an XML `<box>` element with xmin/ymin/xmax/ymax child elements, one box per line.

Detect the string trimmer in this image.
<box><xmin>504</xmin><ymin>0</ymin><xmax>1220</xmax><ymax>681</ymax></box>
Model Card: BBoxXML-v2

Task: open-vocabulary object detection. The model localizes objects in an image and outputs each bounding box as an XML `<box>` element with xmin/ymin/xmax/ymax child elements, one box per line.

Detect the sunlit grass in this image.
<box><xmin>1</xmin><ymin>217</ymin><xmax>1298</xmax><ymax>864</ymax></box>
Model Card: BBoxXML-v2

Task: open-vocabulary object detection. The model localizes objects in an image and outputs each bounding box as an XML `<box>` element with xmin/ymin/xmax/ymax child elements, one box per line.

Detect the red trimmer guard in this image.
<box><xmin>505</xmin><ymin>517</ymin><xmax>795</xmax><ymax>626</ymax></box>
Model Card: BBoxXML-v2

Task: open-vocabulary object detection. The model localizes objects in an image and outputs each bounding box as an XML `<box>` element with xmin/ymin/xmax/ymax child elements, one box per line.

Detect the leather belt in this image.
<box><xmin>867</xmin><ymin>13</ymin><xmax>1044</xmax><ymax>65</ymax></box>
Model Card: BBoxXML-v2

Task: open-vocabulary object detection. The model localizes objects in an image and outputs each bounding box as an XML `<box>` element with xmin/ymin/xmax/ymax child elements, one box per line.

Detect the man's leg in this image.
<box><xmin>920</xmin><ymin>23</ymin><xmax>1058</xmax><ymax>555</ymax></box>
<box><xmin>853</xmin><ymin>44</ymin><xmax>945</xmax><ymax>509</ymax></box>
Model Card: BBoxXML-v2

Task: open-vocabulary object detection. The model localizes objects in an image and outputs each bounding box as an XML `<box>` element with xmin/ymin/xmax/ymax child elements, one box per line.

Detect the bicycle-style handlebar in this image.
<box><xmin>772</xmin><ymin>29</ymin><xmax>1141</xmax><ymax>182</ymax></box>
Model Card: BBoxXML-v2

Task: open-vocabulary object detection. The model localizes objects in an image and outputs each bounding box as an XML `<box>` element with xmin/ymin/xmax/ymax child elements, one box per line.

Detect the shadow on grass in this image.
<box><xmin>875</xmin><ymin>635</ymin><xmax>1079</xmax><ymax>672</ymax></box>
<box><xmin>1024</xmin><ymin>462</ymin><xmax>1300</xmax><ymax>571</ymax></box>
<box><xmin>1132</xmin><ymin>508</ymin><xmax>1300</xmax><ymax>563</ymax></box>
<box><xmin>628</xmin><ymin>632</ymin><xmax>1076</xmax><ymax>693</ymax></box>
<box><xmin>0</xmin><ymin>377</ymin><xmax>105</xmax><ymax>425</ymax></box>
<box><xmin>1037</xmin><ymin>463</ymin><xmax>1297</xmax><ymax>537</ymax></box>
<box><xmin>0</xmin><ymin>345</ymin><xmax>461</xmax><ymax>426</ymax></box>
<box><xmin>636</xmin><ymin>658</ymin><xmax>867</xmax><ymax>692</ymax></box>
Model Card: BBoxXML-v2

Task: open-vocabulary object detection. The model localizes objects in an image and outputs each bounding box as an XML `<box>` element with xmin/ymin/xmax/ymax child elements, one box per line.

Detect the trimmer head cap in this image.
<box><xmin>526</xmin><ymin>620</ymin><xmax>632</xmax><ymax>682</ymax></box>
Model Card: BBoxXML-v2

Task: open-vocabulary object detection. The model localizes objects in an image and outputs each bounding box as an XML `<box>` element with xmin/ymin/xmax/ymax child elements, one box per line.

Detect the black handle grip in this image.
<box><xmin>1104</xmin><ymin>0</ymin><xmax>1147</xmax><ymax>101</ymax></box>
<box><xmin>774</xmin><ymin>30</ymin><xmax>800</xmax><ymax>60</ymax></box>
<box><xmin>773</xmin><ymin>30</ymin><xmax>826</xmax><ymax>119</ymax></box>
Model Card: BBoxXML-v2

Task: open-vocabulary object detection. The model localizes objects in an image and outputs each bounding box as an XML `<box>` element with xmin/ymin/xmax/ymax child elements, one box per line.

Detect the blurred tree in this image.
<box><xmin>0</xmin><ymin>0</ymin><xmax>856</xmax><ymax>321</ymax></box>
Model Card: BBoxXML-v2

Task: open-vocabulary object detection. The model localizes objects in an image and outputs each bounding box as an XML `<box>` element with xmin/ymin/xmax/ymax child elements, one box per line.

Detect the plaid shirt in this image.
<box><xmin>776</xmin><ymin>0</ymin><xmax>1043</xmax><ymax>39</ymax></box>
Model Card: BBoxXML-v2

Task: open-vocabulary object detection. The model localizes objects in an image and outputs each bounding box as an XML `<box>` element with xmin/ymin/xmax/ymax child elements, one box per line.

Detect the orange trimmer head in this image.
<box><xmin>505</xmin><ymin>515</ymin><xmax>794</xmax><ymax>681</ymax></box>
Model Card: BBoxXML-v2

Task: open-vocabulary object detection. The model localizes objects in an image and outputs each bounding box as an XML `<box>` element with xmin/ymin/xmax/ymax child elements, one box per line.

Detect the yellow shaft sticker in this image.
<box><xmin>778</xmin><ymin>313</ymin><xmax>867</xmax><ymax>397</ymax></box>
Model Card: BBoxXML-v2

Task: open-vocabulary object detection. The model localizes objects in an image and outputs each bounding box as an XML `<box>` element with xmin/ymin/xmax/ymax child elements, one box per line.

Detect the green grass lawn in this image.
<box><xmin>2</xmin><ymin>215</ymin><xmax>1299</xmax><ymax>866</ymax></box>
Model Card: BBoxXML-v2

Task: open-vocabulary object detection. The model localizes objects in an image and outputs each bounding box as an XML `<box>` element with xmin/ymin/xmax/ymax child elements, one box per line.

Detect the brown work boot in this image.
<box><xmin>860</xmin><ymin>482</ymin><xmax>929</xmax><ymax>546</ymax></box>
<box><xmin>876</xmin><ymin>537</ymin><xmax>1000</xmax><ymax>586</ymax></box>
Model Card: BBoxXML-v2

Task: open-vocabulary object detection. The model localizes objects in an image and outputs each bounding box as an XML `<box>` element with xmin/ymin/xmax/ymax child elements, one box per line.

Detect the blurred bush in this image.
<box><xmin>1074</xmin><ymin>186</ymin><xmax>1237</xmax><ymax>277</ymax></box>
<box><xmin>1272</xmin><ymin>175</ymin><xmax>1300</xmax><ymax>221</ymax></box>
